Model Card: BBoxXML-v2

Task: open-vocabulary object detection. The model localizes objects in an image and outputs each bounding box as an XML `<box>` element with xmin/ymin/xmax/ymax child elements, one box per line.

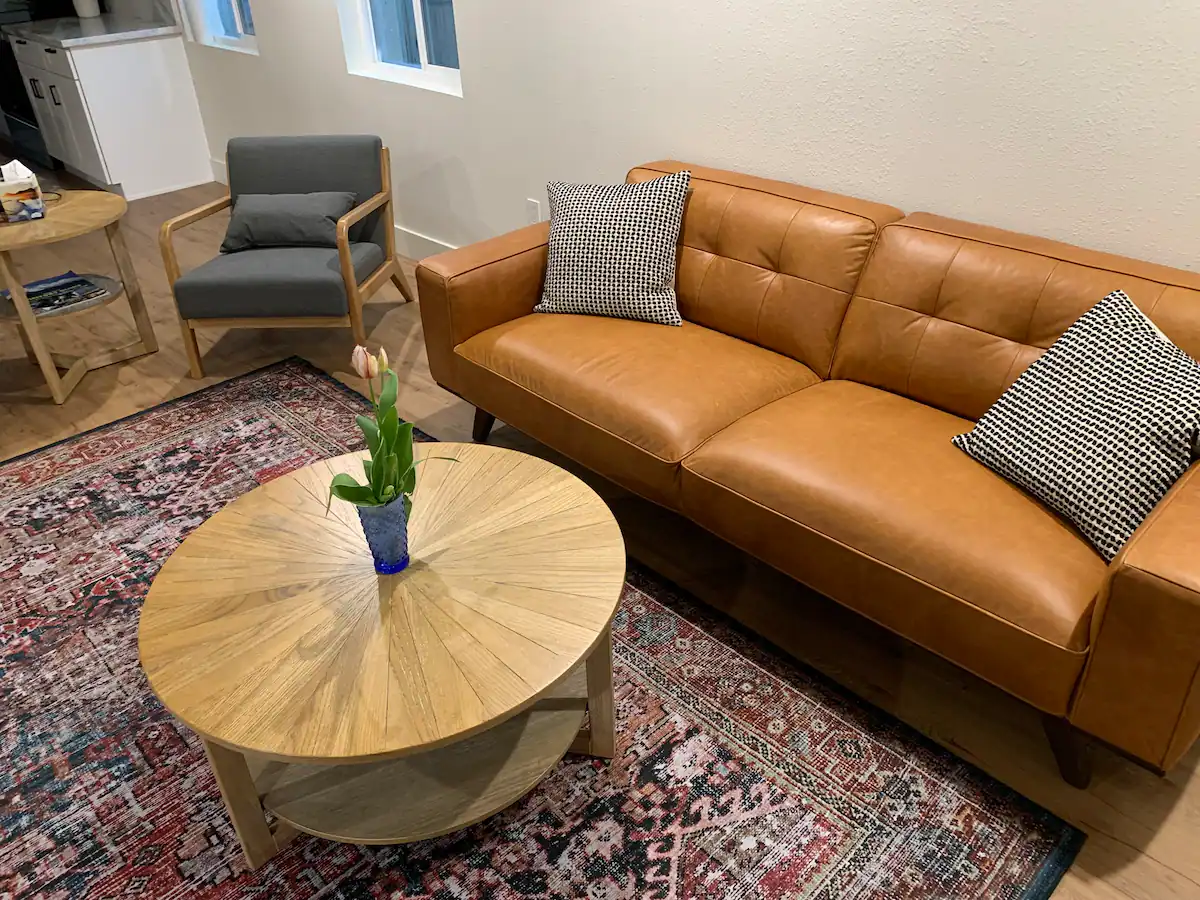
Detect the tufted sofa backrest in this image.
<box><xmin>831</xmin><ymin>213</ymin><xmax>1200</xmax><ymax>421</ymax></box>
<box><xmin>627</xmin><ymin>161</ymin><xmax>903</xmax><ymax>377</ymax></box>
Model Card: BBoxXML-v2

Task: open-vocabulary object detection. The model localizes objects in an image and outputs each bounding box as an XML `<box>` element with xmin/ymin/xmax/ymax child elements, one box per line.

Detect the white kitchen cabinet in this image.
<box><xmin>16</xmin><ymin>65</ymin><xmax>59</xmax><ymax>157</ymax></box>
<box><xmin>8</xmin><ymin>30</ymin><xmax>210</xmax><ymax>200</ymax></box>
<box><xmin>17</xmin><ymin>60</ymin><xmax>109</xmax><ymax>185</ymax></box>
<box><xmin>49</xmin><ymin>76</ymin><xmax>110</xmax><ymax>186</ymax></box>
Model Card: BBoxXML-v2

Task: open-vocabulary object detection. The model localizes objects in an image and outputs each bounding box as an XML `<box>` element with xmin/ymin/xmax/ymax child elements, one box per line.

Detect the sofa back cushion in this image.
<box><xmin>627</xmin><ymin>161</ymin><xmax>903</xmax><ymax>376</ymax></box>
<box><xmin>831</xmin><ymin>213</ymin><xmax>1200</xmax><ymax>420</ymax></box>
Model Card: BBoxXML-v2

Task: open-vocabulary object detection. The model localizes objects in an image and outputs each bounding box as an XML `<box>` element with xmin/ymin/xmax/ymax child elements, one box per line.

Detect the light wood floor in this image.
<box><xmin>1</xmin><ymin>183</ymin><xmax>1197</xmax><ymax>900</ymax></box>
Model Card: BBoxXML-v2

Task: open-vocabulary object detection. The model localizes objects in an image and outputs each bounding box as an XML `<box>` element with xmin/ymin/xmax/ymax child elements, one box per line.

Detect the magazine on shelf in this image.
<box><xmin>1</xmin><ymin>271</ymin><xmax>108</xmax><ymax>314</ymax></box>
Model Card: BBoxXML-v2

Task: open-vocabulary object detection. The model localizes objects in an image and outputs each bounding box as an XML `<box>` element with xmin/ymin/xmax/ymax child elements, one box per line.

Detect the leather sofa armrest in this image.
<box><xmin>1070</xmin><ymin>463</ymin><xmax>1200</xmax><ymax>771</ymax></box>
<box><xmin>416</xmin><ymin>222</ymin><xmax>550</xmax><ymax>389</ymax></box>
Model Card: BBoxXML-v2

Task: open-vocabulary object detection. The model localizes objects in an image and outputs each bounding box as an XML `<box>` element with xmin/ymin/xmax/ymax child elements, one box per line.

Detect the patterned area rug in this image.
<box><xmin>0</xmin><ymin>359</ymin><xmax>1083</xmax><ymax>899</ymax></box>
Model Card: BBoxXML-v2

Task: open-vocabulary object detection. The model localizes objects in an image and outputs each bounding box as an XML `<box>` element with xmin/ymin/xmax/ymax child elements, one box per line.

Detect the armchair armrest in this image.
<box><xmin>416</xmin><ymin>222</ymin><xmax>549</xmax><ymax>389</ymax></box>
<box><xmin>336</xmin><ymin>189</ymin><xmax>392</xmax><ymax>295</ymax></box>
<box><xmin>159</xmin><ymin>195</ymin><xmax>232</xmax><ymax>288</ymax></box>
<box><xmin>1071</xmin><ymin>463</ymin><xmax>1200</xmax><ymax>770</ymax></box>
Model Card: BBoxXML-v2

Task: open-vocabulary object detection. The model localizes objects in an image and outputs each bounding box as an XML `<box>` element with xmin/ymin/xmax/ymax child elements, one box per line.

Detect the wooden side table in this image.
<box><xmin>0</xmin><ymin>190</ymin><xmax>157</xmax><ymax>404</ymax></box>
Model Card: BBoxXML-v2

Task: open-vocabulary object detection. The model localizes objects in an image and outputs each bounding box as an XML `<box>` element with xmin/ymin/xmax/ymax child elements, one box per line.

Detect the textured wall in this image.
<box><xmin>184</xmin><ymin>0</ymin><xmax>1200</xmax><ymax>269</ymax></box>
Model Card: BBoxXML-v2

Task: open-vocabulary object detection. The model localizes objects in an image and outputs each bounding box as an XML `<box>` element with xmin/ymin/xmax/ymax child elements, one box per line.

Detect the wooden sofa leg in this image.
<box><xmin>472</xmin><ymin>408</ymin><xmax>496</xmax><ymax>443</ymax></box>
<box><xmin>1043</xmin><ymin>715</ymin><xmax>1093</xmax><ymax>789</ymax></box>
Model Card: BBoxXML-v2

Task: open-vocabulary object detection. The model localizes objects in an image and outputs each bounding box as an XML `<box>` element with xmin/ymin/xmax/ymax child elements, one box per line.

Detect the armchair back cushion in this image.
<box><xmin>226</xmin><ymin>135</ymin><xmax>387</xmax><ymax>250</ymax></box>
<box><xmin>220</xmin><ymin>192</ymin><xmax>358</xmax><ymax>253</ymax></box>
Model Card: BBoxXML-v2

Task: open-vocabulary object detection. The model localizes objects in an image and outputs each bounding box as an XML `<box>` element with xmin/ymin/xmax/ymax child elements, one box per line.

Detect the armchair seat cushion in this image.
<box><xmin>174</xmin><ymin>243</ymin><xmax>384</xmax><ymax>319</ymax></box>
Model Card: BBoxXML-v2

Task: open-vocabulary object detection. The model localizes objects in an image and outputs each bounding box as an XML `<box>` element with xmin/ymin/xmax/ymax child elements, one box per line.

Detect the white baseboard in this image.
<box><xmin>122</xmin><ymin>175</ymin><xmax>219</xmax><ymax>202</ymax></box>
<box><xmin>396</xmin><ymin>225</ymin><xmax>456</xmax><ymax>261</ymax></box>
<box><xmin>210</xmin><ymin>156</ymin><xmax>228</xmax><ymax>185</ymax></box>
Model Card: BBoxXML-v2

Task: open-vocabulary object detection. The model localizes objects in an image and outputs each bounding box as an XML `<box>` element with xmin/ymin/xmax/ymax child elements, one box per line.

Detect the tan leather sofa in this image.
<box><xmin>418</xmin><ymin>161</ymin><xmax>1200</xmax><ymax>785</ymax></box>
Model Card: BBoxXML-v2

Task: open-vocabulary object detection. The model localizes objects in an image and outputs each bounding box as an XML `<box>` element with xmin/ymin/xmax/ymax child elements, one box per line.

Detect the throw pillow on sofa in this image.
<box><xmin>953</xmin><ymin>290</ymin><xmax>1200</xmax><ymax>561</ymax></box>
<box><xmin>534</xmin><ymin>170</ymin><xmax>690</xmax><ymax>326</ymax></box>
<box><xmin>220</xmin><ymin>192</ymin><xmax>358</xmax><ymax>253</ymax></box>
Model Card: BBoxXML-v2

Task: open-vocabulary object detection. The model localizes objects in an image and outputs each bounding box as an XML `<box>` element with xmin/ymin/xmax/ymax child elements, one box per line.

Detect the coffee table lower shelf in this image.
<box><xmin>250</xmin><ymin>667</ymin><xmax>588</xmax><ymax>845</ymax></box>
<box><xmin>202</xmin><ymin>664</ymin><xmax>609</xmax><ymax>869</ymax></box>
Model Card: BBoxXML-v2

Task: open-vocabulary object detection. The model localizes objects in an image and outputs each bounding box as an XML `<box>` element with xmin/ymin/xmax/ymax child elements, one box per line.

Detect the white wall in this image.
<box><xmin>108</xmin><ymin>0</ymin><xmax>176</xmax><ymax>20</ymax></box>
<box><xmin>184</xmin><ymin>0</ymin><xmax>1200</xmax><ymax>269</ymax></box>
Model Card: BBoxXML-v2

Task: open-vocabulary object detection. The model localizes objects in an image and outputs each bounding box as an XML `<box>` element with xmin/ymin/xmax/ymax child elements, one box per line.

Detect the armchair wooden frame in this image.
<box><xmin>160</xmin><ymin>146</ymin><xmax>414</xmax><ymax>379</ymax></box>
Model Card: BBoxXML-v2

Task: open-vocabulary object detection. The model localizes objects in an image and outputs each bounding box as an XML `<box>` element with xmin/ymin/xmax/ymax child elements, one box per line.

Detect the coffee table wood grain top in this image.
<box><xmin>138</xmin><ymin>442</ymin><xmax>627</xmax><ymax>764</ymax></box>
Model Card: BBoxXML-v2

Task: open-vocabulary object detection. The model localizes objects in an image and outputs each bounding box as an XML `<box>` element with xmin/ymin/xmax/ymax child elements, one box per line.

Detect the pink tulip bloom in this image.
<box><xmin>351</xmin><ymin>345</ymin><xmax>373</xmax><ymax>379</ymax></box>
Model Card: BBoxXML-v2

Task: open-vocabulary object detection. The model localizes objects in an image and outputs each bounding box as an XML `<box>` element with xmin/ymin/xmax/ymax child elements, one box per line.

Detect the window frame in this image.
<box><xmin>182</xmin><ymin>0</ymin><xmax>259</xmax><ymax>55</ymax></box>
<box><xmin>335</xmin><ymin>0</ymin><xmax>462</xmax><ymax>98</ymax></box>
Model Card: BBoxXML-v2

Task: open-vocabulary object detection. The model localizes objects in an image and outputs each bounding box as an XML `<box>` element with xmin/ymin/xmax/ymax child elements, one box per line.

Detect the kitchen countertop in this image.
<box><xmin>2</xmin><ymin>13</ymin><xmax>180</xmax><ymax>49</ymax></box>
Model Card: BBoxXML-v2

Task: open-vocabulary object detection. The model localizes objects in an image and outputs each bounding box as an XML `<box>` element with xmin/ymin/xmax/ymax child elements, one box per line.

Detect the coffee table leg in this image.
<box><xmin>203</xmin><ymin>739</ymin><xmax>284</xmax><ymax>870</ymax></box>
<box><xmin>578</xmin><ymin>625</ymin><xmax>616</xmax><ymax>759</ymax></box>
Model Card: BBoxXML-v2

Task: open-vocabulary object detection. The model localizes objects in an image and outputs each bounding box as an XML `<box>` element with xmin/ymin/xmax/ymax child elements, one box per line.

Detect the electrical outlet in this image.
<box><xmin>526</xmin><ymin>198</ymin><xmax>542</xmax><ymax>224</ymax></box>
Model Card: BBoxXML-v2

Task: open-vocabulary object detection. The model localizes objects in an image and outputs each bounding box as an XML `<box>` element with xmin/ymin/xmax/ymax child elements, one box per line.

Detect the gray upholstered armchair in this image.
<box><xmin>160</xmin><ymin>135</ymin><xmax>413</xmax><ymax>378</ymax></box>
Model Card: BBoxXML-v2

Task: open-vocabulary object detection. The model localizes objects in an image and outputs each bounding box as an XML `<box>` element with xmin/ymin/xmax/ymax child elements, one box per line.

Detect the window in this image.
<box><xmin>184</xmin><ymin>0</ymin><xmax>258</xmax><ymax>54</ymax></box>
<box><xmin>337</xmin><ymin>0</ymin><xmax>461</xmax><ymax>97</ymax></box>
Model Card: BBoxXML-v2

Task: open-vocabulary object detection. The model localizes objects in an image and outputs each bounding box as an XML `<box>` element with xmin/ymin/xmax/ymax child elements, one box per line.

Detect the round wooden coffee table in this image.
<box><xmin>138</xmin><ymin>442</ymin><xmax>626</xmax><ymax>869</ymax></box>
<box><xmin>0</xmin><ymin>190</ymin><xmax>157</xmax><ymax>404</ymax></box>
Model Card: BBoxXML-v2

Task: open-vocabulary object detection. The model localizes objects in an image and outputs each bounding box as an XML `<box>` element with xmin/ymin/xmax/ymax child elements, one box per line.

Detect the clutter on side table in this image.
<box><xmin>0</xmin><ymin>160</ymin><xmax>45</xmax><ymax>222</ymax></box>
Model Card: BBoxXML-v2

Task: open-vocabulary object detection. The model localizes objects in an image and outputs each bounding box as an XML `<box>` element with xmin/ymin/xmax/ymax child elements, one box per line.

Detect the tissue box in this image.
<box><xmin>0</xmin><ymin>161</ymin><xmax>45</xmax><ymax>223</ymax></box>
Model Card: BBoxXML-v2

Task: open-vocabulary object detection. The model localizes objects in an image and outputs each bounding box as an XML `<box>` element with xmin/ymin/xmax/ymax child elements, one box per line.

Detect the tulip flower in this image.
<box><xmin>329</xmin><ymin>343</ymin><xmax>458</xmax><ymax>519</ymax></box>
<box><xmin>351</xmin><ymin>345</ymin><xmax>372</xmax><ymax>380</ymax></box>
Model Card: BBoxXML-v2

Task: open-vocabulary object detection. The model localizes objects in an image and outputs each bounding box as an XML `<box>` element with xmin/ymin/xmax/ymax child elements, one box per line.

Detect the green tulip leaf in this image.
<box><xmin>363</xmin><ymin>458</ymin><xmax>383</xmax><ymax>498</ymax></box>
<box><xmin>403</xmin><ymin>494</ymin><xmax>412</xmax><ymax>518</ymax></box>
<box><xmin>377</xmin><ymin>370</ymin><xmax>398</xmax><ymax>414</ymax></box>
<box><xmin>395</xmin><ymin>421</ymin><xmax>414</xmax><ymax>479</ymax></box>
<box><xmin>385</xmin><ymin>452</ymin><xmax>399</xmax><ymax>492</ymax></box>
<box><xmin>327</xmin><ymin>473</ymin><xmax>378</xmax><ymax>508</ymax></box>
<box><xmin>356</xmin><ymin>415</ymin><xmax>380</xmax><ymax>457</ymax></box>
<box><xmin>379</xmin><ymin>406</ymin><xmax>399</xmax><ymax>457</ymax></box>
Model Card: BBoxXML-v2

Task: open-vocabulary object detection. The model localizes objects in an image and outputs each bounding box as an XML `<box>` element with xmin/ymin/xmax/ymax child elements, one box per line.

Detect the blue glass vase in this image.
<box><xmin>356</xmin><ymin>499</ymin><xmax>410</xmax><ymax>574</ymax></box>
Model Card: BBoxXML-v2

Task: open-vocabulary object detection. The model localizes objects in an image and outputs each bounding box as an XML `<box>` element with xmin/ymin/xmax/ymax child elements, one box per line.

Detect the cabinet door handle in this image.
<box><xmin>44</xmin><ymin>48</ymin><xmax>58</xmax><ymax>54</ymax></box>
<box><xmin>29</xmin><ymin>78</ymin><xmax>42</xmax><ymax>100</ymax></box>
<box><xmin>15</xmin><ymin>39</ymin><xmax>27</xmax><ymax>45</ymax></box>
<box><xmin>49</xmin><ymin>84</ymin><xmax>61</xmax><ymax>106</ymax></box>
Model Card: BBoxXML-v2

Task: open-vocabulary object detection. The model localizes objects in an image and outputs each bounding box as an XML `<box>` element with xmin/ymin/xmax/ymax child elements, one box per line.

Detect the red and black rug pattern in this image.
<box><xmin>0</xmin><ymin>359</ymin><xmax>1083</xmax><ymax>899</ymax></box>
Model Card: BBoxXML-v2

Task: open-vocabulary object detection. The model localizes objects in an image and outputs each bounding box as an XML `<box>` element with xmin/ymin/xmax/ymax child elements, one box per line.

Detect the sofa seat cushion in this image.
<box><xmin>175</xmin><ymin>243</ymin><xmax>384</xmax><ymax>319</ymax></box>
<box><xmin>454</xmin><ymin>314</ymin><xmax>819</xmax><ymax>506</ymax></box>
<box><xmin>679</xmin><ymin>379</ymin><xmax>1109</xmax><ymax>713</ymax></box>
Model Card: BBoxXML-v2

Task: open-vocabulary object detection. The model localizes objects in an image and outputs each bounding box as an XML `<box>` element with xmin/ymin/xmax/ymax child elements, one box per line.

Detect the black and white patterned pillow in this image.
<box><xmin>953</xmin><ymin>290</ymin><xmax>1200</xmax><ymax>561</ymax></box>
<box><xmin>534</xmin><ymin>171</ymin><xmax>690</xmax><ymax>326</ymax></box>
